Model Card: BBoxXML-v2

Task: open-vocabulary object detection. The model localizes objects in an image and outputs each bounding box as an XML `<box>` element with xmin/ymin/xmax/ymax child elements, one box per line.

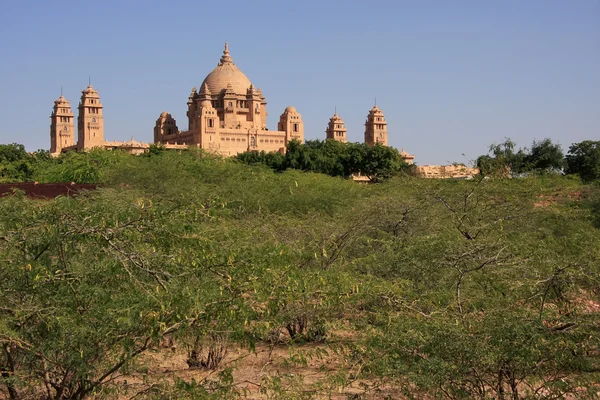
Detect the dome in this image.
<box><xmin>330</xmin><ymin>113</ymin><xmax>344</xmax><ymax>122</ymax></box>
<box><xmin>201</xmin><ymin>43</ymin><xmax>252</xmax><ymax>95</ymax></box>
<box><xmin>285</xmin><ymin>106</ymin><xmax>297</xmax><ymax>113</ymax></box>
<box><xmin>55</xmin><ymin>95</ymin><xmax>70</xmax><ymax>105</ymax></box>
<box><xmin>160</xmin><ymin>111</ymin><xmax>171</xmax><ymax>118</ymax></box>
<box><xmin>83</xmin><ymin>84</ymin><xmax>97</xmax><ymax>94</ymax></box>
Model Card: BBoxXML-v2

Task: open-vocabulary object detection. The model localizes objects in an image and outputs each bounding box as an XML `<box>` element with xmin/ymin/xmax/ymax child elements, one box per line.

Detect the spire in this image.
<box><xmin>200</xmin><ymin>82</ymin><xmax>211</xmax><ymax>96</ymax></box>
<box><xmin>219</xmin><ymin>42</ymin><xmax>234</xmax><ymax>65</ymax></box>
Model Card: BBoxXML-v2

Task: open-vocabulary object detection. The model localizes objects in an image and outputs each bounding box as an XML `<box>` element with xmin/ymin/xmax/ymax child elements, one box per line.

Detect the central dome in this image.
<box><xmin>201</xmin><ymin>43</ymin><xmax>252</xmax><ymax>95</ymax></box>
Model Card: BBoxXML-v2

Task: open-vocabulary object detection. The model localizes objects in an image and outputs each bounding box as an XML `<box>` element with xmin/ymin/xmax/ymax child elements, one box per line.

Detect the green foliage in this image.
<box><xmin>33</xmin><ymin>149</ymin><xmax>131</xmax><ymax>183</ymax></box>
<box><xmin>0</xmin><ymin>144</ymin><xmax>599</xmax><ymax>399</ymax></box>
<box><xmin>476</xmin><ymin>138</ymin><xmax>525</xmax><ymax>177</ymax></box>
<box><xmin>525</xmin><ymin>138</ymin><xmax>565</xmax><ymax>172</ymax></box>
<box><xmin>478</xmin><ymin>138</ymin><xmax>566</xmax><ymax>177</ymax></box>
<box><xmin>566</xmin><ymin>140</ymin><xmax>600</xmax><ymax>182</ymax></box>
<box><xmin>0</xmin><ymin>143</ymin><xmax>35</xmax><ymax>182</ymax></box>
<box><xmin>236</xmin><ymin>139</ymin><xmax>409</xmax><ymax>182</ymax></box>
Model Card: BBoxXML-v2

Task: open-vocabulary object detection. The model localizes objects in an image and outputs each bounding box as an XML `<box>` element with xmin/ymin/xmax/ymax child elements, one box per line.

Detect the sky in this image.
<box><xmin>0</xmin><ymin>0</ymin><xmax>598</xmax><ymax>165</ymax></box>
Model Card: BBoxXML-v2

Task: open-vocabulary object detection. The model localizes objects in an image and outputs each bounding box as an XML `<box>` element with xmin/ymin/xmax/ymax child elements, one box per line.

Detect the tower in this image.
<box><xmin>154</xmin><ymin>112</ymin><xmax>179</xmax><ymax>143</ymax></box>
<box><xmin>195</xmin><ymin>82</ymin><xmax>218</xmax><ymax>148</ymax></box>
<box><xmin>278</xmin><ymin>106</ymin><xmax>304</xmax><ymax>144</ymax></box>
<box><xmin>77</xmin><ymin>84</ymin><xmax>104</xmax><ymax>150</ymax></box>
<box><xmin>364</xmin><ymin>105</ymin><xmax>388</xmax><ymax>146</ymax></box>
<box><xmin>50</xmin><ymin>93</ymin><xmax>75</xmax><ymax>154</ymax></box>
<box><xmin>325</xmin><ymin>113</ymin><xmax>347</xmax><ymax>143</ymax></box>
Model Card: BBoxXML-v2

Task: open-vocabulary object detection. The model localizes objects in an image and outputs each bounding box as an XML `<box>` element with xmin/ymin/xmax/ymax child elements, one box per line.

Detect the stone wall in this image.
<box><xmin>417</xmin><ymin>164</ymin><xmax>480</xmax><ymax>179</ymax></box>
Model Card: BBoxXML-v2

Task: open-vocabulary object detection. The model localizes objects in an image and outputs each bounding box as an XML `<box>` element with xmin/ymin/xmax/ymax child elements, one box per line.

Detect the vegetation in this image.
<box><xmin>476</xmin><ymin>138</ymin><xmax>571</xmax><ymax>177</ymax></box>
<box><xmin>566</xmin><ymin>140</ymin><xmax>600</xmax><ymax>182</ymax></box>
<box><xmin>235</xmin><ymin>139</ymin><xmax>413</xmax><ymax>182</ymax></box>
<box><xmin>0</xmin><ymin>144</ymin><xmax>50</xmax><ymax>183</ymax></box>
<box><xmin>0</xmin><ymin>146</ymin><xmax>599</xmax><ymax>399</ymax></box>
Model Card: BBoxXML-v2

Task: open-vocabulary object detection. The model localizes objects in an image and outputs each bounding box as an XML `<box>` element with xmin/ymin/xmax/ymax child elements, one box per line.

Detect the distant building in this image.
<box><xmin>50</xmin><ymin>42</ymin><xmax>416</xmax><ymax>163</ymax></box>
<box><xmin>154</xmin><ymin>43</ymin><xmax>303</xmax><ymax>156</ymax></box>
<box><xmin>49</xmin><ymin>84</ymin><xmax>185</xmax><ymax>155</ymax></box>
<box><xmin>417</xmin><ymin>164</ymin><xmax>479</xmax><ymax>179</ymax></box>
<box><xmin>49</xmin><ymin>94</ymin><xmax>75</xmax><ymax>154</ymax></box>
<box><xmin>326</xmin><ymin>113</ymin><xmax>348</xmax><ymax>143</ymax></box>
<box><xmin>364</xmin><ymin>105</ymin><xmax>388</xmax><ymax>147</ymax></box>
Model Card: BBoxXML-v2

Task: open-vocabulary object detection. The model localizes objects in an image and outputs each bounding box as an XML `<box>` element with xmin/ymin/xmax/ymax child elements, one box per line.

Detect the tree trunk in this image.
<box><xmin>497</xmin><ymin>368</ymin><xmax>505</xmax><ymax>400</ymax></box>
<box><xmin>2</xmin><ymin>344</ymin><xmax>20</xmax><ymax>400</ymax></box>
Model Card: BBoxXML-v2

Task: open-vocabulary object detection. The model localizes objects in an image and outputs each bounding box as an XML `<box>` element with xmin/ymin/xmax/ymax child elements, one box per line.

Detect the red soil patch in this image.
<box><xmin>0</xmin><ymin>182</ymin><xmax>97</xmax><ymax>199</ymax></box>
<box><xmin>534</xmin><ymin>190</ymin><xmax>582</xmax><ymax>208</ymax></box>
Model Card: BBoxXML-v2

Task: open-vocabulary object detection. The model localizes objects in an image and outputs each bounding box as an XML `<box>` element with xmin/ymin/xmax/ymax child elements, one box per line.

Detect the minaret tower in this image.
<box><xmin>50</xmin><ymin>92</ymin><xmax>75</xmax><ymax>154</ymax></box>
<box><xmin>325</xmin><ymin>112</ymin><xmax>347</xmax><ymax>143</ymax></box>
<box><xmin>77</xmin><ymin>83</ymin><xmax>104</xmax><ymax>150</ymax></box>
<box><xmin>278</xmin><ymin>106</ymin><xmax>304</xmax><ymax>144</ymax></box>
<box><xmin>364</xmin><ymin>104</ymin><xmax>388</xmax><ymax>146</ymax></box>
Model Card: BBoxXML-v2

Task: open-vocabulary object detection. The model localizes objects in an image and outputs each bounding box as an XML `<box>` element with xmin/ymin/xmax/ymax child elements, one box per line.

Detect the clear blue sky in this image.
<box><xmin>1</xmin><ymin>0</ymin><xmax>598</xmax><ymax>165</ymax></box>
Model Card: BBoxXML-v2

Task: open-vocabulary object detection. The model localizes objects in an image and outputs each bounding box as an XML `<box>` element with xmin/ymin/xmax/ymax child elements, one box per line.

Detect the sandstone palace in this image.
<box><xmin>153</xmin><ymin>43</ymin><xmax>304</xmax><ymax>156</ymax></box>
<box><xmin>50</xmin><ymin>43</ymin><xmax>414</xmax><ymax>164</ymax></box>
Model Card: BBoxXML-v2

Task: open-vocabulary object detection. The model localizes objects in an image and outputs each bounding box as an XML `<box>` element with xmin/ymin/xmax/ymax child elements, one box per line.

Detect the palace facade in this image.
<box><xmin>153</xmin><ymin>43</ymin><xmax>303</xmax><ymax>156</ymax></box>
<box><xmin>49</xmin><ymin>43</ymin><xmax>415</xmax><ymax>164</ymax></box>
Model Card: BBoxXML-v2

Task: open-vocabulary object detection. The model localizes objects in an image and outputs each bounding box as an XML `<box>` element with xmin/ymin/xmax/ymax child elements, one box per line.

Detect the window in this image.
<box><xmin>208</xmin><ymin>119</ymin><xmax>214</xmax><ymax>128</ymax></box>
<box><xmin>293</xmin><ymin>123</ymin><xmax>299</xmax><ymax>132</ymax></box>
<box><xmin>92</xmin><ymin>118</ymin><xmax>96</xmax><ymax>123</ymax></box>
<box><xmin>228</xmin><ymin>102</ymin><xmax>233</xmax><ymax>107</ymax></box>
<box><xmin>64</xmin><ymin>126</ymin><xmax>68</xmax><ymax>131</ymax></box>
<box><xmin>250</xmin><ymin>136</ymin><xmax>256</xmax><ymax>147</ymax></box>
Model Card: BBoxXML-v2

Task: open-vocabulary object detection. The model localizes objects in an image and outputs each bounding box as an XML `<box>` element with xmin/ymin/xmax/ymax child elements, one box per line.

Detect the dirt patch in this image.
<box><xmin>534</xmin><ymin>190</ymin><xmax>582</xmax><ymax>208</ymax></box>
<box><xmin>112</xmin><ymin>342</ymin><xmax>404</xmax><ymax>399</ymax></box>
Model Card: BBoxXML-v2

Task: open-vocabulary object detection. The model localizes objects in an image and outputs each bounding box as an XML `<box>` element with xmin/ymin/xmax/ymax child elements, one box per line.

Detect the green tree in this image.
<box><xmin>476</xmin><ymin>138</ymin><xmax>526</xmax><ymax>177</ymax></box>
<box><xmin>236</xmin><ymin>139</ymin><xmax>407</xmax><ymax>182</ymax></box>
<box><xmin>0</xmin><ymin>143</ymin><xmax>29</xmax><ymax>163</ymax></box>
<box><xmin>360</xmin><ymin>143</ymin><xmax>406</xmax><ymax>182</ymax></box>
<box><xmin>566</xmin><ymin>140</ymin><xmax>600</xmax><ymax>182</ymax></box>
<box><xmin>524</xmin><ymin>138</ymin><xmax>565</xmax><ymax>172</ymax></box>
<box><xmin>0</xmin><ymin>143</ymin><xmax>34</xmax><ymax>182</ymax></box>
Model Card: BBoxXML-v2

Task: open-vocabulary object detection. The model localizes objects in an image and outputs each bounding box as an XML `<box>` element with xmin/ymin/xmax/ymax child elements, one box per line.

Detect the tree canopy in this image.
<box><xmin>566</xmin><ymin>140</ymin><xmax>600</xmax><ymax>182</ymax></box>
<box><xmin>1</xmin><ymin>148</ymin><xmax>599</xmax><ymax>399</ymax></box>
<box><xmin>236</xmin><ymin>139</ymin><xmax>412</xmax><ymax>182</ymax></box>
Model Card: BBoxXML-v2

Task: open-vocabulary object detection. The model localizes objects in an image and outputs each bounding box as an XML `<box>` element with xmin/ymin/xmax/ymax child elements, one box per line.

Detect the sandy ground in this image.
<box><xmin>113</xmin><ymin>340</ymin><xmax>403</xmax><ymax>399</ymax></box>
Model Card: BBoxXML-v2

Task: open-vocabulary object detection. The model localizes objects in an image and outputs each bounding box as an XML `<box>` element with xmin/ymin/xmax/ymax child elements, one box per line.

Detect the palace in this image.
<box><xmin>49</xmin><ymin>43</ymin><xmax>415</xmax><ymax>164</ymax></box>
<box><xmin>153</xmin><ymin>43</ymin><xmax>304</xmax><ymax>156</ymax></box>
